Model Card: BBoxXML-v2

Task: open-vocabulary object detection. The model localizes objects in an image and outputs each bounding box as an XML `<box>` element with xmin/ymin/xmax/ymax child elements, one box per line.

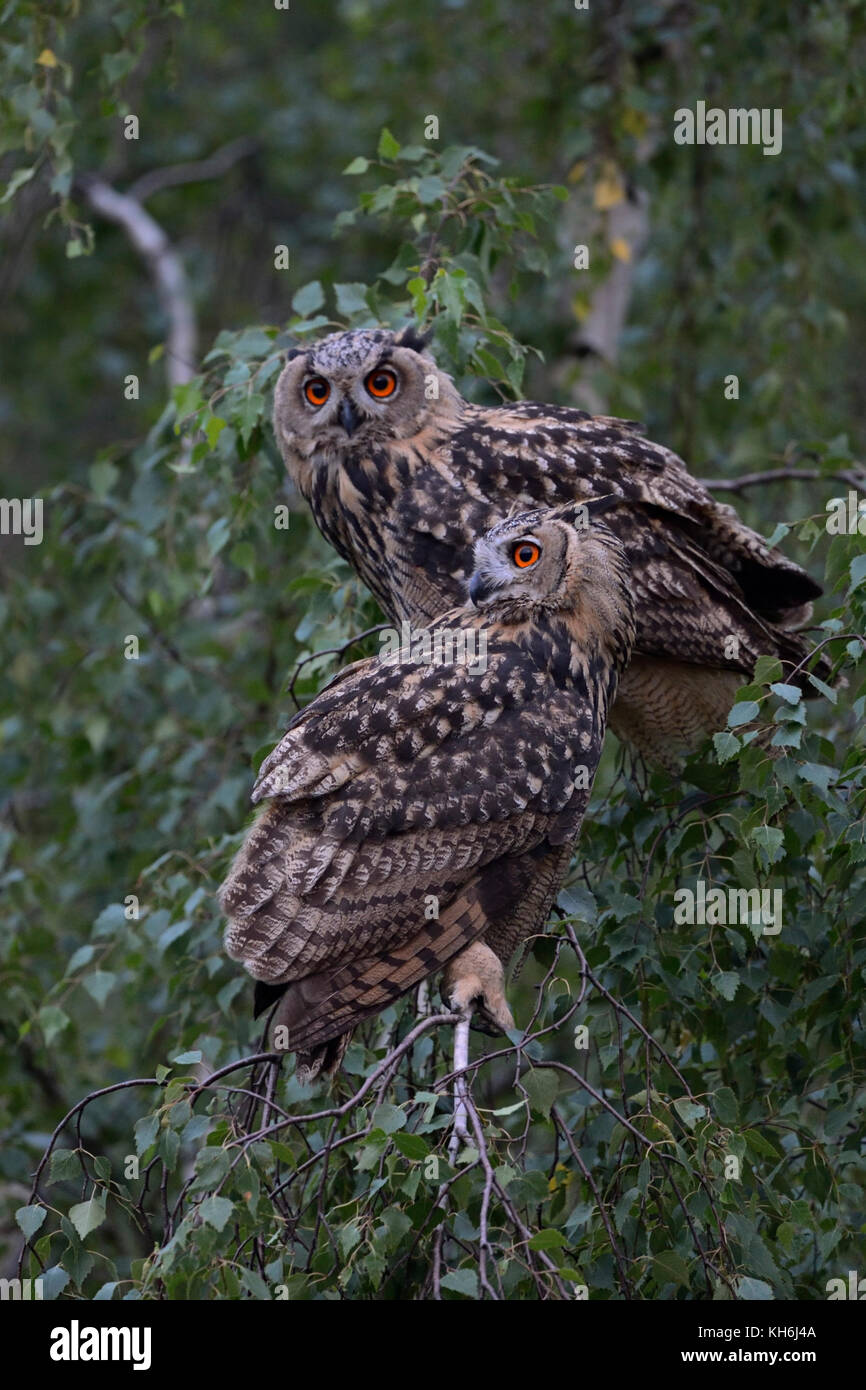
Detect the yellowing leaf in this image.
<box><xmin>571</xmin><ymin>294</ymin><xmax>590</xmax><ymax>323</ymax></box>
<box><xmin>567</xmin><ymin>159</ymin><xmax>587</xmax><ymax>184</ymax></box>
<box><xmin>610</xmin><ymin>237</ymin><xmax>632</xmax><ymax>262</ymax></box>
<box><xmin>621</xmin><ymin>107</ymin><xmax>649</xmax><ymax>137</ymax></box>
<box><xmin>37</xmin><ymin>48</ymin><xmax>58</xmax><ymax>67</ymax></box>
<box><xmin>593</xmin><ymin>164</ymin><xmax>625</xmax><ymax>210</ymax></box>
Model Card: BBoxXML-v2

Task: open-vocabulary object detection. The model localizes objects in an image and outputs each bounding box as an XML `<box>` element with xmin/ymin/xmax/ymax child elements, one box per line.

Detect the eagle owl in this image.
<box><xmin>273</xmin><ymin>327</ymin><xmax>826</xmax><ymax>766</ymax></box>
<box><xmin>220</xmin><ymin>506</ymin><xmax>635</xmax><ymax>1080</ymax></box>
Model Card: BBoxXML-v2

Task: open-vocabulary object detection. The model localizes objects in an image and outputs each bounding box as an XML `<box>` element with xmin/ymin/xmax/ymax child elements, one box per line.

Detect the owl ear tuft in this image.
<box><xmin>395</xmin><ymin>325</ymin><xmax>432</xmax><ymax>355</ymax></box>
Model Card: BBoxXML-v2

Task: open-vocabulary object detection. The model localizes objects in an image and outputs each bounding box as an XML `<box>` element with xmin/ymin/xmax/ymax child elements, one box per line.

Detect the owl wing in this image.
<box><xmin>469</xmin><ymin>403</ymin><xmax>822</xmax><ymax>608</ymax></box>
<box><xmin>384</xmin><ymin>404</ymin><xmax>822</xmax><ymax>680</ymax></box>
<box><xmin>597</xmin><ymin>499</ymin><xmax>815</xmax><ymax>671</ymax></box>
<box><xmin>461</xmin><ymin>403</ymin><xmax>819</xmax><ymax>612</ymax></box>
<box><xmin>221</xmin><ymin>631</ymin><xmax>601</xmax><ymax>1001</ymax></box>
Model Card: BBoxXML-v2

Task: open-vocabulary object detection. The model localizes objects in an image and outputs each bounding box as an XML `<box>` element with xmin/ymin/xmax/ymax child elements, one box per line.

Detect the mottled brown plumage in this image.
<box><xmin>274</xmin><ymin>327</ymin><xmax>826</xmax><ymax>766</ymax></box>
<box><xmin>221</xmin><ymin>507</ymin><xmax>634</xmax><ymax>1079</ymax></box>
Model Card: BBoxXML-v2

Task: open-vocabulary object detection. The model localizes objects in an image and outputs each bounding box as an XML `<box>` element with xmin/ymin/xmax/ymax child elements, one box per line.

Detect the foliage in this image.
<box><xmin>1</xmin><ymin>0</ymin><xmax>864</xmax><ymax>1301</ymax></box>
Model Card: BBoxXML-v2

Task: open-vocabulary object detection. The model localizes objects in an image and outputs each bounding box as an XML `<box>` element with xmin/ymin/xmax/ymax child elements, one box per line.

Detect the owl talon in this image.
<box><xmin>442</xmin><ymin>942</ymin><xmax>515</xmax><ymax>1036</ymax></box>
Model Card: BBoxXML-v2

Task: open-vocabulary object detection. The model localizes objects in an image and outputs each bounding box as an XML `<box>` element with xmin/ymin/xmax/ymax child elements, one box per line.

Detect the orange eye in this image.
<box><xmin>304</xmin><ymin>377</ymin><xmax>330</xmax><ymax>406</ymax></box>
<box><xmin>365</xmin><ymin>367</ymin><xmax>397</xmax><ymax>399</ymax></box>
<box><xmin>513</xmin><ymin>541</ymin><xmax>541</xmax><ymax>568</ymax></box>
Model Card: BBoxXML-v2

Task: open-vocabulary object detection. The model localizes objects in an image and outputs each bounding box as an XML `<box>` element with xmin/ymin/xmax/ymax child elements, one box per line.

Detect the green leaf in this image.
<box><xmin>173</xmin><ymin>380</ymin><xmax>203</xmax><ymax>420</ymax></box>
<box><xmin>37</xmin><ymin>1005</ymin><xmax>70</xmax><ymax>1046</ymax></box>
<box><xmin>40</xmin><ymin>1266</ymin><xmax>70</xmax><ymax>1301</ymax></box>
<box><xmin>134</xmin><ymin>1114</ymin><xmax>159</xmax><ymax>1156</ymax></box>
<box><xmin>88</xmin><ymin>460</ymin><xmax>118</xmax><ymax>497</ymax></box>
<box><xmin>744</xmin><ymin>1129</ymin><xmax>782</xmax><ymax>1160</ymax></box>
<box><xmin>769</xmin><ymin>682</ymin><xmax>802</xmax><ymax>705</ymax></box>
<box><xmin>713</xmin><ymin>730</ymin><xmax>741</xmax><ymax>763</ymax></box>
<box><xmin>236</xmin><ymin>392</ymin><xmax>265</xmax><ymax>446</ymax></box>
<box><xmin>82</xmin><ymin>970</ymin><xmax>116</xmax><ymax>1007</ymax></box>
<box><xmin>737</xmin><ymin>1276</ymin><xmax>774</xmax><ymax>1300</ymax></box>
<box><xmin>798</xmin><ymin>762</ymin><xmax>835</xmax><ymax>796</ymax></box>
<box><xmin>523</xmin><ymin>1068</ymin><xmax>559</xmax><ymax>1119</ymax></box>
<box><xmin>416</xmin><ymin>174</ymin><xmax>446</xmax><ymax>205</ymax></box>
<box><xmin>339</xmin><ymin>1221</ymin><xmax>362</xmax><ymax>1257</ymax></box>
<box><xmin>653</xmin><ymin>1250</ymin><xmax>691</xmax><ymax>1289</ymax></box>
<box><xmin>377</xmin><ymin>128</ymin><xmax>401</xmax><ymax>160</ymax></box>
<box><xmin>672</xmin><ymin>1098</ymin><xmax>707</xmax><ymax>1128</ymax></box>
<box><xmin>763</xmin><ymin>523</ymin><xmax>790</xmax><ymax>549</ymax></box>
<box><xmin>238</xmin><ymin>1268</ymin><xmax>271</xmax><ymax>1300</ymax></box>
<box><xmin>15</xmin><ymin>1205</ymin><xmax>47</xmax><ymax>1240</ymax></box>
<box><xmin>557</xmin><ymin>883</ymin><xmax>597</xmax><ymax>923</ymax></box>
<box><xmin>199</xmin><ymin>1195</ymin><xmax>234</xmax><ymax>1231</ymax></box>
<box><xmin>206</xmin><ymin>516</ymin><xmax>231</xmax><ymax>557</ymax></box>
<box><xmin>49</xmin><ymin>1149</ymin><xmax>81</xmax><ymax>1183</ymax></box>
<box><xmin>753</xmin><ymin>655</ymin><xmax>784</xmax><ymax>684</ymax></box>
<box><xmin>292</xmin><ymin>280</ymin><xmax>325</xmax><ymax>316</ymax></box>
<box><xmin>807</xmin><ymin>672</ymin><xmax>837</xmax><ymax>703</ymax></box>
<box><xmin>728</xmin><ymin>700</ymin><xmax>761</xmax><ymax>728</ymax></box>
<box><xmin>205</xmin><ymin>415</ymin><xmax>227</xmax><ymax>449</ymax></box>
<box><xmin>750</xmin><ymin>826</ymin><xmax>785</xmax><ymax>863</ymax></box>
<box><xmin>392</xmin><ymin>1132</ymin><xmax>430</xmax><ymax>1160</ymax></box>
<box><xmin>713</xmin><ymin>1087</ymin><xmax>739</xmax><ymax>1124</ymax></box>
<box><xmin>0</xmin><ymin>166</ymin><xmax>35</xmax><ymax>203</ymax></box>
<box><xmin>334</xmin><ymin>282</ymin><xmax>370</xmax><ymax>317</ymax></box>
<box><xmin>69</xmin><ymin>1194</ymin><xmax>106</xmax><ymax>1240</ymax></box>
<box><xmin>528</xmin><ymin>1228</ymin><xmax>568</xmax><ymax>1251</ymax></box>
<box><xmin>440</xmin><ymin>1268</ymin><xmax>478</xmax><ymax>1298</ymax></box>
<box><xmin>371</xmin><ymin>1103</ymin><xmax>406</xmax><ymax>1134</ymax></box>
<box><xmin>343</xmin><ymin>157</ymin><xmax>370</xmax><ymax>175</ymax></box>
<box><xmin>712</xmin><ymin>971</ymin><xmax>741</xmax><ymax>1002</ymax></box>
<box><xmin>192</xmin><ymin>1147</ymin><xmax>230</xmax><ymax>1189</ymax></box>
<box><xmin>848</xmin><ymin>553</ymin><xmax>866</xmax><ymax>593</ymax></box>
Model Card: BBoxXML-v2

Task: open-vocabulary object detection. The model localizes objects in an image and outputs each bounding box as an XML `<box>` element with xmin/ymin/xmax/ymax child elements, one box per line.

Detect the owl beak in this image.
<box><xmin>338</xmin><ymin>397</ymin><xmax>362</xmax><ymax>436</ymax></box>
<box><xmin>468</xmin><ymin>572</ymin><xmax>491</xmax><ymax>606</ymax></box>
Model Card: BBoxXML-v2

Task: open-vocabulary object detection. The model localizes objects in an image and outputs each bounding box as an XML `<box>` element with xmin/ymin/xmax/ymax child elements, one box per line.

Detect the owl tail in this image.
<box><xmin>253</xmin><ymin>979</ymin><xmax>351</xmax><ymax>1083</ymax></box>
<box><xmin>251</xmin><ymin>854</ymin><xmax>543</xmax><ymax>1083</ymax></box>
<box><xmin>259</xmin><ymin>868</ymin><xmax>523</xmax><ymax>1081</ymax></box>
<box><xmin>296</xmin><ymin>1034</ymin><xmax>351</xmax><ymax>1086</ymax></box>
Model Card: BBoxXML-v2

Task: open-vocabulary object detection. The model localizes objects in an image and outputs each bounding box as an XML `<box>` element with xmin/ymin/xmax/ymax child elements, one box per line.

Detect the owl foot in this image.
<box><xmin>442</xmin><ymin>942</ymin><xmax>515</xmax><ymax>1036</ymax></box>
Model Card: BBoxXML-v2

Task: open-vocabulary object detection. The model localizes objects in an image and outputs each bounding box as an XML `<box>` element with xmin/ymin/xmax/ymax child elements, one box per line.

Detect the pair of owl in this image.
<box><xmin>221</xmin><ymin>327</ymin><xmax>825</xmax><ymax>1079</ymax></box>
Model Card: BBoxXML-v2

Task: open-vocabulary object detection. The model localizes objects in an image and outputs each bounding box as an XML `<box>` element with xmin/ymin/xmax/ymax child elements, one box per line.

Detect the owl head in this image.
<box><xmin>468</xmin><ymin>502</ymin><xmax>634</xmax><ymax>655</ymax></box>
<box><xmin>273</xmin><ymin>327</ymin><xmax>460</xmax><ymax>469</ymax></box>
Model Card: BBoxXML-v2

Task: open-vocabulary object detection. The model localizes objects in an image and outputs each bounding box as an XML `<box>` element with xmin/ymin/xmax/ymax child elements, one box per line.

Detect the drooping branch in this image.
<box><xmin>80</xmin><ymin>175</ymin><xmax>196</xmax><ymax>388</ymax></box>
<box><xmin>17</xmin><ymin>950</ymin><xmax>740</xmax><ymax>1299</ymax></box>
<box><xmin>127</xmin><ymin>136</ymin><xmax>258</xmax><ymax>204</ymax></box>
<box><xmin>699</xmin><ymin>465</ymin><xmax>865</xmax><ymax>494</ymax></box>
<box><xmin>575</xmin><ymin>186</ymin><xmax>651</xmax><ymax>369</ymax></box>
<box><xmin>78</xmin><ymin>139</ymin><xmax>258</xmax><ymax>392</ymax></box>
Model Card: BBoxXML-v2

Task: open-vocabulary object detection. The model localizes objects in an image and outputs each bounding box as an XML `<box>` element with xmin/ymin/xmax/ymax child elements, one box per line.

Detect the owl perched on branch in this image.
<box><xmin>220</xmin><ymin>506</ymin><xmax>635</xmax><ymax>1080</ymax></box>
<box><xmin>274</xmin><ymin>327</ymin><xmax>828</xmax><ymax>767</ymax></box>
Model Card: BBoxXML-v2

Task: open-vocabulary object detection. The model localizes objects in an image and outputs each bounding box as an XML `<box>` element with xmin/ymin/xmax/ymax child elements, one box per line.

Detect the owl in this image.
<box><xmin>273</xmin><ymin>327</ymin><xmax>828</xmax><ymax>767</ymax></box>
<box><xmin>220</xmin><ymin>505</ymin><xmax>635</xmax><ymax>1080</ymax></box>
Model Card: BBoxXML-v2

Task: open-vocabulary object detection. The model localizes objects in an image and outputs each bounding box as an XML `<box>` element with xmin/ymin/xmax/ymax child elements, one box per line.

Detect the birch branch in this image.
<box><xmin>80</xmin><ymin>175</ymin><xmax>196</xmax><ymax>388</ymax></box>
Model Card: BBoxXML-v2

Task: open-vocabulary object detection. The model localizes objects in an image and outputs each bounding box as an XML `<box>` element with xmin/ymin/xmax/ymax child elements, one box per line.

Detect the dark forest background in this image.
<box><xmin>0</xmin><ymin>0</ymin><xmax>864</xmax><ymax>1301</ymax></box>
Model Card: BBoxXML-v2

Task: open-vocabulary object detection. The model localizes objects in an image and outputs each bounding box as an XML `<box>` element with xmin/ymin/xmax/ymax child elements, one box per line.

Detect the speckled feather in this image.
<box><xmin>274</xmin><ymin>329</ymin><xmax>827</xmax><ymax>761</ymax></box>
<box><xmin>220</xmin><ymin>512</ymin><xmax>634</xmax><ymax>1073</ymax></box>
